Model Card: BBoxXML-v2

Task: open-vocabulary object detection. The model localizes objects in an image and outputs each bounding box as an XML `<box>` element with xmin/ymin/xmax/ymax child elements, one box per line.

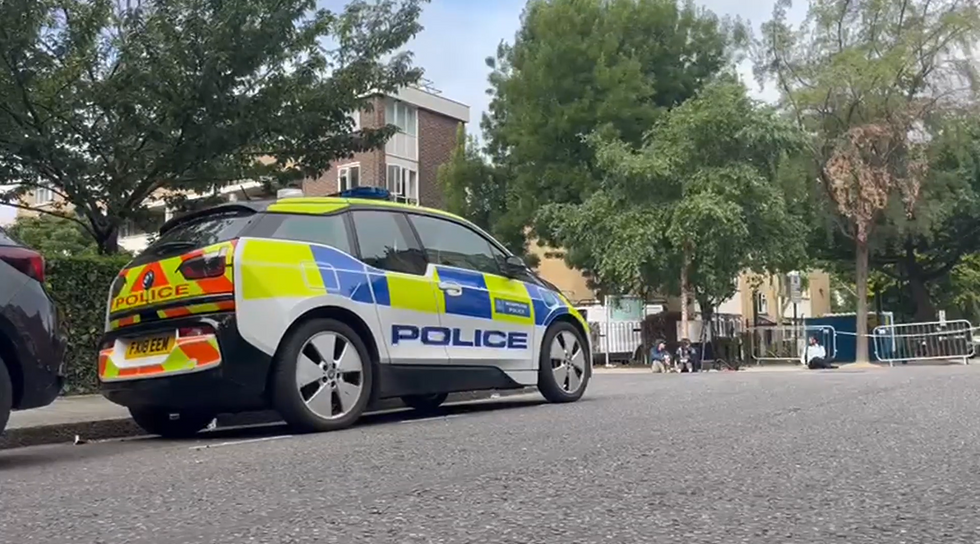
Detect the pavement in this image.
<box><xmin>3</xmin><ymin>365</ymin><xmax>980</xmax><ymax>542</ymax></box>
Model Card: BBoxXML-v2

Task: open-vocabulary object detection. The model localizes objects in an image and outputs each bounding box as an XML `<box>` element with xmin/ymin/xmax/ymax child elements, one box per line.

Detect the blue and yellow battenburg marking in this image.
<box><xmin>237</xmin><ymin>239</ymin><xmax>584</xmax><ymax>330</ymax></box>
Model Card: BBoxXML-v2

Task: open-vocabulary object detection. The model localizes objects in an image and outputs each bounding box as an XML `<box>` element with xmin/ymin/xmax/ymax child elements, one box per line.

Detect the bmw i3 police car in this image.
<box><xmin>99</xmin><ymin>187</ymin><xmax>591</xmax><ymax>437</ymax></box>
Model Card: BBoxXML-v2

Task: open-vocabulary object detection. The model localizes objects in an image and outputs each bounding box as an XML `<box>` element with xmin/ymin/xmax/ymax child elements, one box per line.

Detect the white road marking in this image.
<box><xmin>401</xmin><ymin>414</ymin><xmax>464</xmax><ymax>424</ymax></box>
<box><xmin>189</xmin><ymin>434</ymin><xmax>294</xmax><ymax>450</ymax></box>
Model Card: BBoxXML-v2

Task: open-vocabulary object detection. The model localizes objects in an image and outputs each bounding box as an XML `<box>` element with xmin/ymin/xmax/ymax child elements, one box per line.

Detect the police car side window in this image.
<box><xmin>409</xmin><ymin>214</ymin><xmax>502</xmax><ymax>276</ymax></box>
<box><xmin>268</xmin><ymin>214</ymin><xmax>351</xmax><ymax>253</ymax></box>
<box><xmin>351</xmin><ymin>210</ymin><xmax>426</xmax><ymax>275</ymax></box>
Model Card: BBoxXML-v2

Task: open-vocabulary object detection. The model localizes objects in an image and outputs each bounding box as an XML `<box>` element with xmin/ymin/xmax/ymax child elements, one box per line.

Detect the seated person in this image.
<box><xmin>801</xmin><ymin>336</ymin><xmax>837</xmax><ymax>369</ymax></box>
<box><xmin>650</xmin><ymin>340</ymin><xmax>670</xmax><ymax>373</ymax></box>
<box><xmin>675</xmin><ymin>338</ymin><xmax>700</xmax><ymax>372</ymax></box>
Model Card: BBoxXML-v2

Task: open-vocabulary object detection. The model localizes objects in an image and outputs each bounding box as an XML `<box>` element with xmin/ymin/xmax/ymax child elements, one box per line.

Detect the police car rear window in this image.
<box><xmin>134</xmin><ymin>210</ymin><xmax>256</xmax><ymax>263</ymax></box>
<box><xmin>265</xmin><ymin>214</ymin><xmax>351</xmax><ymax>254</ymax></box>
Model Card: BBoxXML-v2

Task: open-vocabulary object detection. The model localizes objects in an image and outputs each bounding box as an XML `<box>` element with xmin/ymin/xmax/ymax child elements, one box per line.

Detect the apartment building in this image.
<box><xmin>303</xmin><ymin>86</ymin><xmax>470</xmax><ymax>207</ymax></box>
<box><xmin>16</xmin><ymin>85</ymin><xmax>470</xmax><ymax>253</ymax></box>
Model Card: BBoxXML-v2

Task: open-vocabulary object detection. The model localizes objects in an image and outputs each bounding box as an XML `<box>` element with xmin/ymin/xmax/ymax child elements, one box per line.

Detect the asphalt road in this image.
<box><xmin>2</xmin><ymin>366</ymin><xmax>980</xmax><ymax>544</ymax></box>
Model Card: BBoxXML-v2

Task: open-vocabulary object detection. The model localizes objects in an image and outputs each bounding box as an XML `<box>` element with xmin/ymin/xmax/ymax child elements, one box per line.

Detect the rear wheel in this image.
<box><xmin>0</xmin><ymin>357</ymin><xmax>12</xmax><ymax>435</ymax></box>
<box><xmin>128</xmin><ymin>407</ymin><xmax>215</xmax><ymax>438</ymax></box>
<box><xmin>537</xmin><ymin>321</ymin><xmax>591</xmax><ymax>403</ymax></box>
<box><xmin>271</xmin><ymin>318</ymin><xmax>373</xmax><ymax>433</ymax></box>
<box><xmin>401</xmin><ymin>393</ymin><xmax>449</xmax><ymax>413</ymax></box>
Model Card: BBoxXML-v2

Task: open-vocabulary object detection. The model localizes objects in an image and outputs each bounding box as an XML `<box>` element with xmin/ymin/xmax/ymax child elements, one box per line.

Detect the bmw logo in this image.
<box><xmin>142</xmin><ymin>270</ymin><xmax>155</xmax><ymax>290</ymax></box>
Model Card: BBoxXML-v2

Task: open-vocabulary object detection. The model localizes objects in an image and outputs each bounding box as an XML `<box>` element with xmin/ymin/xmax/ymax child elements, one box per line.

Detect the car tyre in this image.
<box><xmin>401</xmin><ymin>393</ymin><xmax>449</xmax><ymax>413</ymax></box>
<box><xmin>0</xmin><ymin>357</ymin><xmax>12</xmax><ymax>435</ymax></box>
<box><xmin>537</xmin><ymin>321</ymin><xmax>591</xmax><ymax>403</ymax></box>
<box><xmin>128</xmin><ymin>407</ymin><xmax>215</xmax><ymax>439</ymax></box>
<box><xmin>272</xmin><ymin>318</ymin><xmax>374</xmax><ymax>433</ymax></box>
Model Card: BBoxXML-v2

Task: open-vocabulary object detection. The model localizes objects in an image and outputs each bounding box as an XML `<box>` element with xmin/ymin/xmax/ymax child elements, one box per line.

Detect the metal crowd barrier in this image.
<box><xmin>749</xmin><ymin>325</ymin><xmax>837</xmax><ymax>365</ymax></box>
<box><xmin>872</xmin><ymin>319</ymin><xmax>975</xmax><ymax>366</ymax></box>
<box><xmin>589</xmin><ymin>321</ymin><xmax>644</xmax><ymax>365</ymax></box>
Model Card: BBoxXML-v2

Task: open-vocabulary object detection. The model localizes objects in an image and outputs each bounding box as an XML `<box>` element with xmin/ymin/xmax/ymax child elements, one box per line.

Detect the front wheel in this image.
<box><xmin>537</xmin><ymin>322</ymin><xmax>591</xmax><ymax>403</ymax></box>
<box><xmin>129</xmin><ymin>407</ymin><xmax>215</xmax><ymax>439</ymax></box>
<box><xmin>271</xmin><ymin>318</ymin><xmax>374</xmax><ymax>433</ymax></box>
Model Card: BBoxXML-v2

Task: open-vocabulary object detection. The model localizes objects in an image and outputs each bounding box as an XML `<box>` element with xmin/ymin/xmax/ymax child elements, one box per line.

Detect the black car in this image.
<box><xmin>0</xmin><ymin>226</ymin><xmax>66</xmax><ymax>434</ymax></box>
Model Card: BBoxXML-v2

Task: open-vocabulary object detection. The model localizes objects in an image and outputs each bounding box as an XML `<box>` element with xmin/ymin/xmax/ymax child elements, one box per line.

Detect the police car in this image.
<box><xmin>99</xmin><ymin>187</ymin><xmax>592</xmax><ymax>437</ymax></box>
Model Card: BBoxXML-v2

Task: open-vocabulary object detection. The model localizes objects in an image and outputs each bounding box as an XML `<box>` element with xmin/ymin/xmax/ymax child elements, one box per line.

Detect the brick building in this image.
<box><xmin>303</xmin><ymin>86</ymin><xmax>470</xmax><ymax>208</ymax></box>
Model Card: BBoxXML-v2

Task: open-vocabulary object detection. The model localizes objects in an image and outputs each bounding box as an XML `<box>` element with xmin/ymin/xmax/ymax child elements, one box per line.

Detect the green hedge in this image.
<box><xmin>47</xmin><ymin>255</ymin><xmax>131</xmax><ymax>394</ymax></box>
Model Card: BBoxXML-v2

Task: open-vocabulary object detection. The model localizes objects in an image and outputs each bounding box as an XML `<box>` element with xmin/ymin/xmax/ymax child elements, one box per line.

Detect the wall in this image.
<box><xmin>304</xmin><ymin>97</ymin><xmax>386</xmax><ymax>196</ymax></box>
<box><xmin>416</xmin><ymin>108</ymin><xmax>460</xmax><ymax>209</ymax></box>
<box><xmin>526</xmin><ymin>238</ymin><xmax>595</xmax><ymax>304</ymax></box>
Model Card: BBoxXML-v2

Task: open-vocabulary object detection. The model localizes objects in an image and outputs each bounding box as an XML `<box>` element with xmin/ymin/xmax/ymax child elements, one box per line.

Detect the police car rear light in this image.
<box><xmin>340</xmin><ymin>186</ymin><xmax>391</xmax><ymax>200</ymax></box>
<box><xmin>178</xmin><ymin>250</ymin><xmax>227</xmax><ymax>280</ymax></box>
<box><xmin>178</xmin><ymin>325</ymin><xmax>214</xmax><ymax>338</ymax></box>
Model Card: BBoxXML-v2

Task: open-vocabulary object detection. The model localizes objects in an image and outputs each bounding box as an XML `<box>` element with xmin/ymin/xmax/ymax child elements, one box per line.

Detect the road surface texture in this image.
<box><xmin>2</xmin><ymin>366</ymin><xmax>979</xmax><ymax>544</ymax></box>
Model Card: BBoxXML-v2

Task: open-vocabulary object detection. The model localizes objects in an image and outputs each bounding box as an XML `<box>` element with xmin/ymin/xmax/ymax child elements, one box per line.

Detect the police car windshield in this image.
<box><xmin>134</xmin><ymin>209</ymin><xmax>255</xmax><ymax>264</ymax></box>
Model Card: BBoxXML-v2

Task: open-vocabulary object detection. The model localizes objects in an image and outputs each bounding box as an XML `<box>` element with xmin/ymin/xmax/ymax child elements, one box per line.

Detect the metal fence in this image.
<box><xmin>749</xmin><ymin>324</ymin><xmax>837</xmax><ymax>365</ymax></box>
<box><xmin>590</xmin><ymin>321</ymin><xmax>644</xmax><ymax>364</ymax></box>
<box><xmin>872</xmin><ymin>319</ymin><xmax>975</xmax><ymax>366</ymax></box>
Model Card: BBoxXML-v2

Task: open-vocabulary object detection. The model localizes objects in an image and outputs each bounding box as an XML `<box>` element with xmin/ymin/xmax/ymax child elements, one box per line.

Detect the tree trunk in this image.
<box><xmin>855</xmin><ymin>239</ymin><xmax>870</xmax><ymax>364</ymax></box>
<box><xmin>680</xmin><ymin>246</ymin><xmax>690</xmax><ymax>342</ymax></box>
<box><xmin>907</xmin><ymin>274</ymin><xmax>936</xmax><ymax>322</ymax></box>
<box><xmin>97</xmin><ymin>228</ymin><xmax>120</xmax><ymax>255</ymax></box>
<box><xmin>901</xmin><ymin>237</ymin><xmax>936</xmax><ymax>321</ymax></box>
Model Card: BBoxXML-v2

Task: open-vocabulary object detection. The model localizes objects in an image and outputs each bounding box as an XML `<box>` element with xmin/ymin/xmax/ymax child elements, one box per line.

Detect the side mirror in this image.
<box><xmin>502</xmin><ymin>255</ymin><xmax>527</xmax><ymax>277</ymax></box>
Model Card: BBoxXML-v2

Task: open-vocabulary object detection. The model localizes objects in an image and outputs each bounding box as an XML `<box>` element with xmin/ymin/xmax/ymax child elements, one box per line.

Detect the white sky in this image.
<box><xmin>0</xmin><ymin>0</ymin><xmax>807</xmax><ymax>222</ymax></box>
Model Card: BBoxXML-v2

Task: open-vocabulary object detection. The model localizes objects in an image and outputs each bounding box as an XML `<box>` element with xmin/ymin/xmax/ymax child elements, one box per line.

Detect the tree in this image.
<box><xmin>436</xmin><ymin>125</ymin><xmax>531</xmax><ymax>261</ymax></box>
<box><xmin>7</xmin><ymin>213</ymin><xmax>99</xmax><ymax>257</ymax></box>
<box><xmin>808</xmin><ymin>112</ymin><xmax>980</xmax><ymax>321</ymax></box>
<box><xmin>538</xmin><ymin>80</ymin><xmax>808</xmax><ymax>337</ymax></box>
<box><xmin>482</xmin><ymin>0</ymin><xmax>748</xmax><ymax>281</ymax></box>
<box><xmin>0</xmin><ymin>0</ymin><xmax>427</xmax><ymax>254</ymax></box>
<box><xmin>756</xmin><ymin>0</ymin><xmax>980</xmax><ymax>362</ymax></box>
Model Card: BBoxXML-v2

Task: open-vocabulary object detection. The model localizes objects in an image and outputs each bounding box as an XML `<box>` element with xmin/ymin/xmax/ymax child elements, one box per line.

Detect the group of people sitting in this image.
<box><xmin>649</xmin><ymin>335</ymin><xmax>839</xmax><ymax>371</ymax></box>
<box><xmin>649</xmin><ymin>338</ymin><xmax>700</xmax><ymax>373</ymax></box>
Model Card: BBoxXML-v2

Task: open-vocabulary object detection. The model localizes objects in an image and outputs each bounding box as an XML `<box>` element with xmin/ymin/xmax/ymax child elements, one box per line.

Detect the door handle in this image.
<box><xmin>438</xmin><ymin>281</ymin><xmax>463</xmax><ymax>297</ymax></box>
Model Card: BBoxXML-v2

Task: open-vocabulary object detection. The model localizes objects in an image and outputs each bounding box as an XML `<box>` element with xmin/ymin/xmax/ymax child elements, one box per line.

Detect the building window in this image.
<box><xmin>386</xmin><ymin>164</ymin><xmax>418</xmax><ymax>204</ymax></box>
<box><xmin>754</xmin><ymin>292</ymin><xmax>769</xmax><ymax>315</ymax></box>
<box><xmin>33</xmin><ymin>187</ymin><xmax>53</xmax><ymax>205</ymax></box>
<box><xmin>349</xmin><ymin>110</ymin><xmax>360</xmax><ymax>132</ymax></box>
<box><xmin>339</xmin><ymin>164</ymin><xmax>360</xmax><ymax>192</ymax></box>
<box><xmin>385</xmin><ymin>100</ymin><xmax>417</xmax><ymax>137</ymax></box>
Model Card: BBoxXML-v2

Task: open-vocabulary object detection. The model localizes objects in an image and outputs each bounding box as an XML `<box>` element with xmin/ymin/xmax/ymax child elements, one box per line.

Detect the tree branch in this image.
<box><xmin>0</xmin><ymin>201</ymin><xmax>97</xmax><ymax>239</ymax></box>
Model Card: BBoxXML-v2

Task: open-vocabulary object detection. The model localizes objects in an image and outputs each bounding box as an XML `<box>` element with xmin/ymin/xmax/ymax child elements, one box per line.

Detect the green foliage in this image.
<box><xmin>538</xmin><ymin>81</ymin><xmax>808</xmax><ymax>305</ymax></box>
<box><xmin>0</xmin><ymin>0</ymin><xmax>427</xmax><ymax>254</ymax></box>
<box><xmin>482</xmin><ymin>0</ymin><xmax>748</xmax><ymax>258</ymax></box>
<box><xmin>7</xmin><ymin>214</ymin><xmax>103</xmax><ymax>257</ymax></box>
<box><xmin>46</xmin><ymin>255</ymin><xmax>131</xmax><ymax>394</ymax></box>
<box><xmin>436</xmin><ymin>125</ymin><xmax>532</xmax><ymax>263</ymax></box>
<box><xmin>946</xmin><ymin>254</ymin><xmax>980</xmax><ymax>323</ymax></box>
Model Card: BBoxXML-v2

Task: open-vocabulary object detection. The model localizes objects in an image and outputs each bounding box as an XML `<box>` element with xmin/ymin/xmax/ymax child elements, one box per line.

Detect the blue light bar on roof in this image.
<box><xmin>340</xmin><ymin>186</ymin><xmax>392</xmax><ymax>200</ymax></box>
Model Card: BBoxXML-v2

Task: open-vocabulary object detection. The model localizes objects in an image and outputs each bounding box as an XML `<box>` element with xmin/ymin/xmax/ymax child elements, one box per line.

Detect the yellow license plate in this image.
<box><xmin>125</xmin><ymin>335</ymin><xmax>174</xmax><ymax>359</ymax></box>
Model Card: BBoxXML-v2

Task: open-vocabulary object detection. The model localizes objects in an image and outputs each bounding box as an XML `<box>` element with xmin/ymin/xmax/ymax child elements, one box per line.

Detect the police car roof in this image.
<box><xmin>159</xmin><ymin>195</ymin><xmax>470</xmax><ymax>235</ymax></box>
